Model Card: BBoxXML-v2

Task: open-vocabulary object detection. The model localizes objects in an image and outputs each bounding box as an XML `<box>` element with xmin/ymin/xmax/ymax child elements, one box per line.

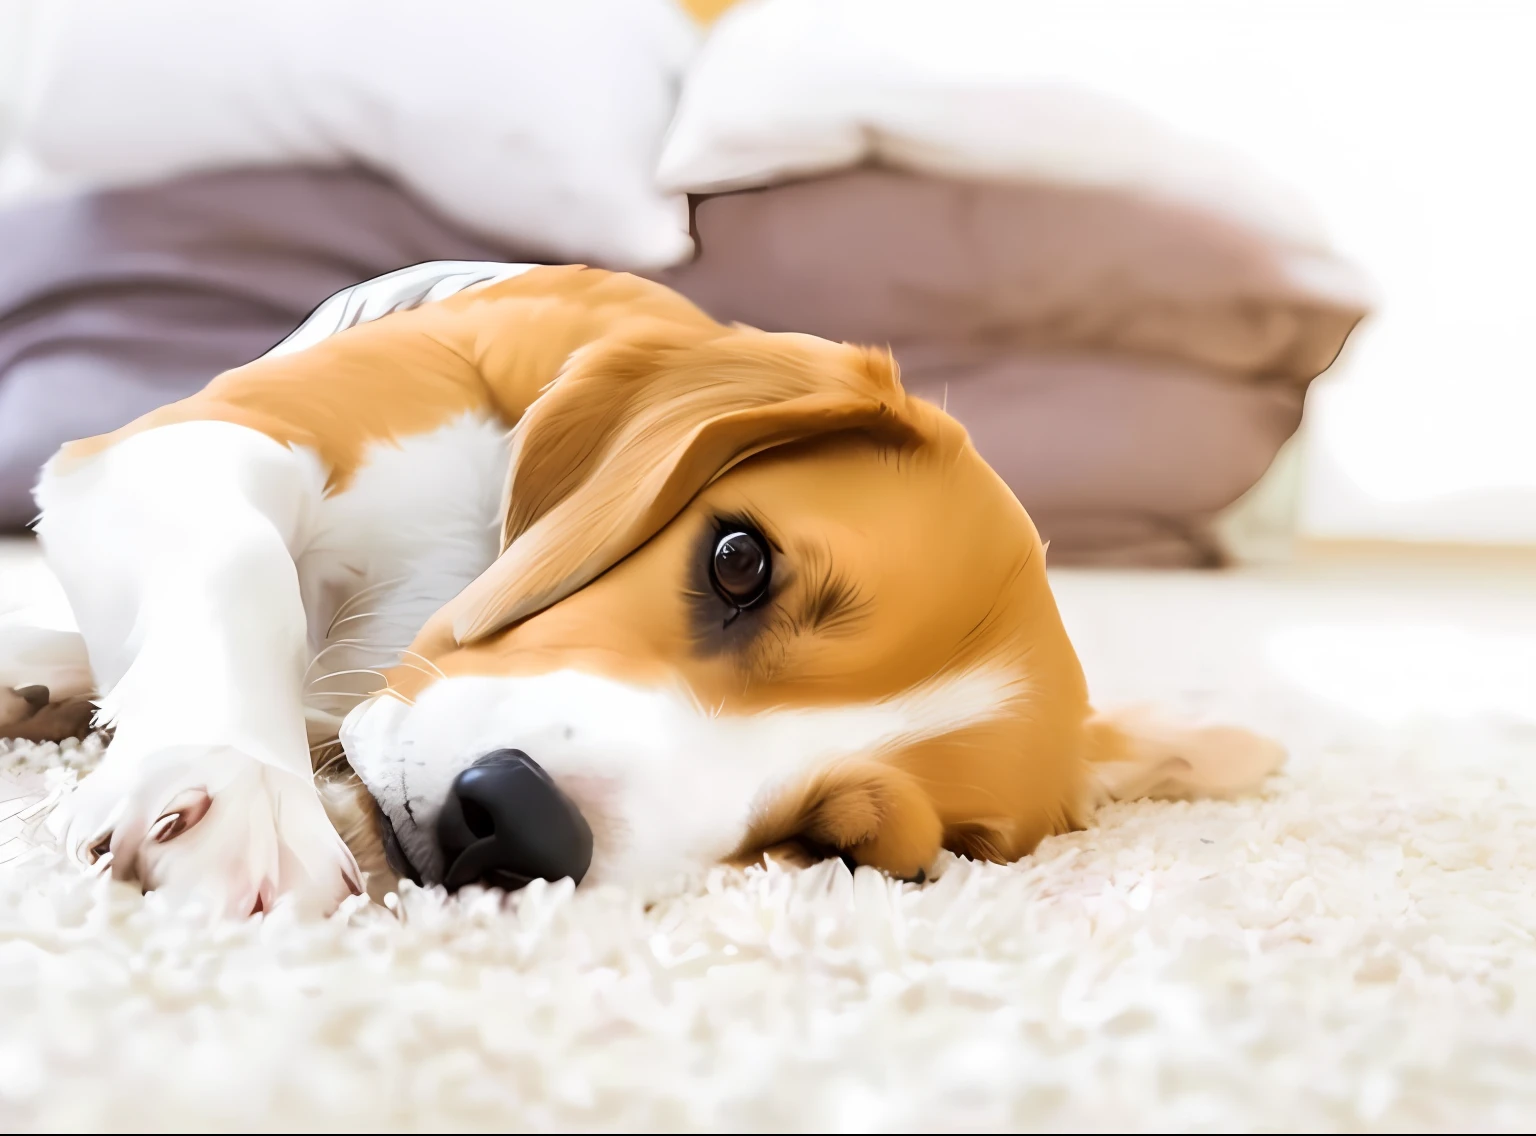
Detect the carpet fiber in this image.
<box><xmin>3</xmin><ymin>563</ymin><xmax>1536</xmax><ymax>1130</ymax></box>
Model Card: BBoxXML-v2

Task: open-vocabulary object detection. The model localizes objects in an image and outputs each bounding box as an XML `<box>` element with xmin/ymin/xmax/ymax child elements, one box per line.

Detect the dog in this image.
<box><xmin>0</xmin><ymin>262</ymin><xmax>1283</xmax><ymax>916</ymax></box>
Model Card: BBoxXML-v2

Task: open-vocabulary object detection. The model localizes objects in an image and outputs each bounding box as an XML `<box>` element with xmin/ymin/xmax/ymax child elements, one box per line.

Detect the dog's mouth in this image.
<box><xmin>371</xmin><ymin>798</ymin><xmax>424</xmax><ymax>886</ymax></box>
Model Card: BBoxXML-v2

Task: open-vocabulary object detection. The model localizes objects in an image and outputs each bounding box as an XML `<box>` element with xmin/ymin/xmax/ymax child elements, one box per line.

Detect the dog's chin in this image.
<box><xmin>371</xmin><ymin>798</ymin><xmax>425</xmax><ymax>886</ymax></box>
<box><xmin>314</xmin><ymin>772</ymin><xmax>435</xmax><ymax>900</ymax></box>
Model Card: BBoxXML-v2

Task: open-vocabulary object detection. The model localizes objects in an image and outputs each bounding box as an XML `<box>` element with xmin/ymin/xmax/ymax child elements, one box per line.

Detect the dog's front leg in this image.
<box><xmin>36</xmin><ymin>422</ymin><xmax>361</xmax><ymax>916</ymax></box>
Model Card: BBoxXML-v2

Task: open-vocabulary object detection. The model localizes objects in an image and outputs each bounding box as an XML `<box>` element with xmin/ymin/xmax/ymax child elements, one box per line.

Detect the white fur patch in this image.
<box><xmin>33</xmin><ymin>421</ymin><xmax>361</xmax><ymax>913</ymax></box>
<box><xmin>341</xmin><ymin>665</ymin><xmax>1024</xmax><ymax>889</ymax></box>
<box><xmin>35</xmin><ymin>421</ymin><xmax>320</xmax><ymax>767</ymax></box>
<box><xmin>297</xmin><ymin>413</ymin><xmax>510</xmax><ymax>731</ymax></box>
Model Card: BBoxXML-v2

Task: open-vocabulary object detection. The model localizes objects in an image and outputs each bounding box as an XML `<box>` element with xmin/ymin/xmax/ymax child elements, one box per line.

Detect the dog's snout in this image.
<box><xmin>436</xmin><ymin>749</ymin><xmax>593</xmax><ymax>892</ymax></box>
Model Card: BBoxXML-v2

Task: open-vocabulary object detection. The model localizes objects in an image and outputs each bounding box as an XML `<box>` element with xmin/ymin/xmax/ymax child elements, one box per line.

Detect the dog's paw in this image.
<box><xmin>55</xmin><ymin>745</ymin><xmax>362</xmax><ymax>917</ymax></box>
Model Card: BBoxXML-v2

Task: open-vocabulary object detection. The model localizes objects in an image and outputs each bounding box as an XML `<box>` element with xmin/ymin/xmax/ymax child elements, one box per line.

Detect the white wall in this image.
<box><xmin>0</xmin><ymin>1</ymin><xmax>37</xmax><ymax>143</ymax></box>
<box><xmin>0</xmin><ymin>0</ymin><xmax>54</xmax><ymax>203</ymax></box>
<box><xmin>1282</xmin><ymin>4</ymin><xmax>1536</xmax><ymax>544</ymax></box>
<box><xmin>976</xmin><ymin>1</ymin><xmax>1536</xmax><ymax>546</ymax></box>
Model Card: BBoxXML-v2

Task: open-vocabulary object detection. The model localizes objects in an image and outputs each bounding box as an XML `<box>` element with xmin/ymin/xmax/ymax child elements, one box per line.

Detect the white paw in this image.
<box><xmin>54</xmin><ymin>745</ymin><xmax>362</xmax><ymax>917</ymax></box>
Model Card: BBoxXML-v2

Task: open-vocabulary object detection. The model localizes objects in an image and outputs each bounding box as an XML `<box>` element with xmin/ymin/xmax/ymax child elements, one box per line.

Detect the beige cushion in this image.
<box><xmin>654</xmin><ymin>168</ymin><xmax>1369</xmax><ymax>565</ymax></box>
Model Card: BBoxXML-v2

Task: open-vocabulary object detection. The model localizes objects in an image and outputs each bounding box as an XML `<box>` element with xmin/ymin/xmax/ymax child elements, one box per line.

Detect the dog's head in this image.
<box><xmin>340</xmin><ymin>320</ymin><xmax>1096</xmax><ymax>894</ymax></box>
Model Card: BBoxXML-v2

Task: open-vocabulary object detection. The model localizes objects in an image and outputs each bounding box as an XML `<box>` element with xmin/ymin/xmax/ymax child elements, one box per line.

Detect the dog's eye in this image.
<box><xmin>711</xmin><ymin>529</ymin><xmax>771</xmax><ymax>607</ymax></box>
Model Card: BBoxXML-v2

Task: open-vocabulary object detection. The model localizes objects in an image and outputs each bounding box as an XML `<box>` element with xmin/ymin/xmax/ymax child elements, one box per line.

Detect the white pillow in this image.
<box><xmin>16</xmin><ymin>0</ymin><xmax>699</xmax><ymax>269</ymax></box>
<box><xmin>658</xmin><ymin>0</ymin><xmax>1328</xmax><ymax>250</ymax></box>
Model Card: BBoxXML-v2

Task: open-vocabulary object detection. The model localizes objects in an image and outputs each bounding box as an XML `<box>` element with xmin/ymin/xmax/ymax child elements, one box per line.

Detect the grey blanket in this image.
<box><xmin>0</xmin><ymin>165</ymin><xmax>1365</xmax><ymax>563</ymax></box>
<box><xmin>0</xmin><ymin>167</ymin><xmax>516</xmax><ymax>526</ymax></box>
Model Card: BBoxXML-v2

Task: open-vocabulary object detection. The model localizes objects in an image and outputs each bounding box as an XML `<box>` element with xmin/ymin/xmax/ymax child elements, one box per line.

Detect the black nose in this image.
<box><xmin>436</xmin><ymin>749</ymin><xmax>593</xmax><ymax>892</ymax></box>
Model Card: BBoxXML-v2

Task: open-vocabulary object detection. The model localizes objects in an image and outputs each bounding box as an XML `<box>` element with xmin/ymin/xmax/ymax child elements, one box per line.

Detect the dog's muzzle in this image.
<box><xmin>434</xmin><ymin>749</ymin><xmax>594</xmax><ymax>892</ymax></box>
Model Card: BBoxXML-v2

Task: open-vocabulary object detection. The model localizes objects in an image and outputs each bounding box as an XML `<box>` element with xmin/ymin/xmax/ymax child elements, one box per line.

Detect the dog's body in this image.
<box><xmin>2</xmin><ymin>263</ymin><xmax>1283</xmax><ymax>916</ymax></box>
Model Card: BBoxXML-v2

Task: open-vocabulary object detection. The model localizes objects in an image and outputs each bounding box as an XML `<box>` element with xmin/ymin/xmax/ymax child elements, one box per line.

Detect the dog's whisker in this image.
<box><xmin>305</xmin><ymin>690</ymin><xmax>379</xmax><ymax>704</ymax></box>
<box><xmin>398</xmin><ymin>649</ymin><xmax>446</xmax><ymax>679</ymax></box>
<box><xmin>327</xmin><ymin>610</ymin><xmax>389</xmax><ymax>632</ymax></box>
<box><xmin>391</xmin><ymin>661</ymin><xmax>442</xmax><ymax>684</ymax></box>
<box><xmin>325</xmin><ymin>576</ymin><xmax>409</xmax><ymax>632</ymax></box>
<box><xmin>303</xmin><ymin>638</ymin><xmax>386</xmax><ymax>676</ymax></box>
<box><xmin>309</xmin><ymin>678</ymin><xmax>414</xmax><ymax>708</ymax></box>
<box><xmin>309</xmin><ymin>637</ymin><xmax>375</xmax><ymax>656</ymax></box>
<box><xmin>306</xmin><ymin>667</ymin><xmax>392</xmax><ymax>690</ymax></box>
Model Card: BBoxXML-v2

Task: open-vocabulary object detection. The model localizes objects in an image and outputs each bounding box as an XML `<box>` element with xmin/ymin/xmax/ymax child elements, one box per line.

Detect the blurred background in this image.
<box><xmin>1</xmin><ymin>0</ymin><xmax>1533</xmax><ymax>570</ymax></box>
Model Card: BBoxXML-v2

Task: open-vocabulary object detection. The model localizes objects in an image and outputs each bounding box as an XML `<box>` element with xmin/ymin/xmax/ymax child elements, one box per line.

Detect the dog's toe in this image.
<box><xmin>59</xmin><ymin>746</ymin><xmax>360</xmax><ymax>918</ymax></box>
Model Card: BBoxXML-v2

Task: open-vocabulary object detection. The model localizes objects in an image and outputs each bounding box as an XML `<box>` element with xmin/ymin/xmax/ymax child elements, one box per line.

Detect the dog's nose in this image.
<box><xmin>436</xmin><ymin>749</ymin><xmax>593</xmax><ymax>892</ymax></box>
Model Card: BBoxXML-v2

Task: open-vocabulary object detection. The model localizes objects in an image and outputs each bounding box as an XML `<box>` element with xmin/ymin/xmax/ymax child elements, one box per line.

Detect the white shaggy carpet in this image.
<box><xmin>4</xmin><ymin>552</ymin><xmax>1536</xmax><ymax>1131</ymax></box>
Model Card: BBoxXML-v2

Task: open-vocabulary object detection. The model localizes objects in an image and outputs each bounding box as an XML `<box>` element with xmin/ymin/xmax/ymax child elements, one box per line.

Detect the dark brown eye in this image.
<box><xmin>711</xmin><ymin>529</ymin><xmax>771</xmax><ymax>607</ymax></box>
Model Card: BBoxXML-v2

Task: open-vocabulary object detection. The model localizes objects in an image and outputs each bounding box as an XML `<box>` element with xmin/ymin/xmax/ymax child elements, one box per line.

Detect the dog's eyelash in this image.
<box><xmin>794</xmin><ymin>566</ymin><xmax>867</xmax><ymax>637</ymax></box>
<box><xmin>723</xmin><ymin>561</ymin><xmax>871</xmax><ymax>686</ymax></box>
<box><xmin>717</xmin><ymin>509</ymin><xmax>782</xmax><ymax>555</ymax></box>
<box><xmin>780</xmin><ymin>539</ymin><xmax>868</xmax><ymax>640</ymax></box>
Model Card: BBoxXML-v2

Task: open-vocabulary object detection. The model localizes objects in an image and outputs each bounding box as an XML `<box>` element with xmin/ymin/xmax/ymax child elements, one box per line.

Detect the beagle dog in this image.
<box><xmin>2</xmin><ymin>263</ymin><xmax>1282</xmax><ymax>915</ymax></box>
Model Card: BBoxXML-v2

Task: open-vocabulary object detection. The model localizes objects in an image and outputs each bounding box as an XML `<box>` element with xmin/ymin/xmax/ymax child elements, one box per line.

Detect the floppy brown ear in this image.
<box><xmin>431</xmin><ymin>321</ymin><xmax>915</xmax><ymax>646</ymax></box>
<box><xmin>1085</xmin><ymin>704</ymin><xmax>1286</xmax><ymax>803</ymax></box>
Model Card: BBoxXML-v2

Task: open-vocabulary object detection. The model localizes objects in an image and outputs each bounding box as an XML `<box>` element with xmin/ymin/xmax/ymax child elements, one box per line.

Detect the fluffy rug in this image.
<box><xmin>3</xmin><ymin>564</ymin><xmax>1536</xmax><ymax>1131</ymax></box>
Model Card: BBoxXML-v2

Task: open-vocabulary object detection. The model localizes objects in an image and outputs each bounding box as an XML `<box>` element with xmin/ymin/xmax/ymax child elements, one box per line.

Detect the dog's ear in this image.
<box><xmin>430</xmin><ymin>321</ymin><xmax>915</xmax><ymax>646</ymax></box>
<box><xmin>1085</xmin><ymin>704</ymin><xmax>1286</xmax><ymax>803</ymax></box>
